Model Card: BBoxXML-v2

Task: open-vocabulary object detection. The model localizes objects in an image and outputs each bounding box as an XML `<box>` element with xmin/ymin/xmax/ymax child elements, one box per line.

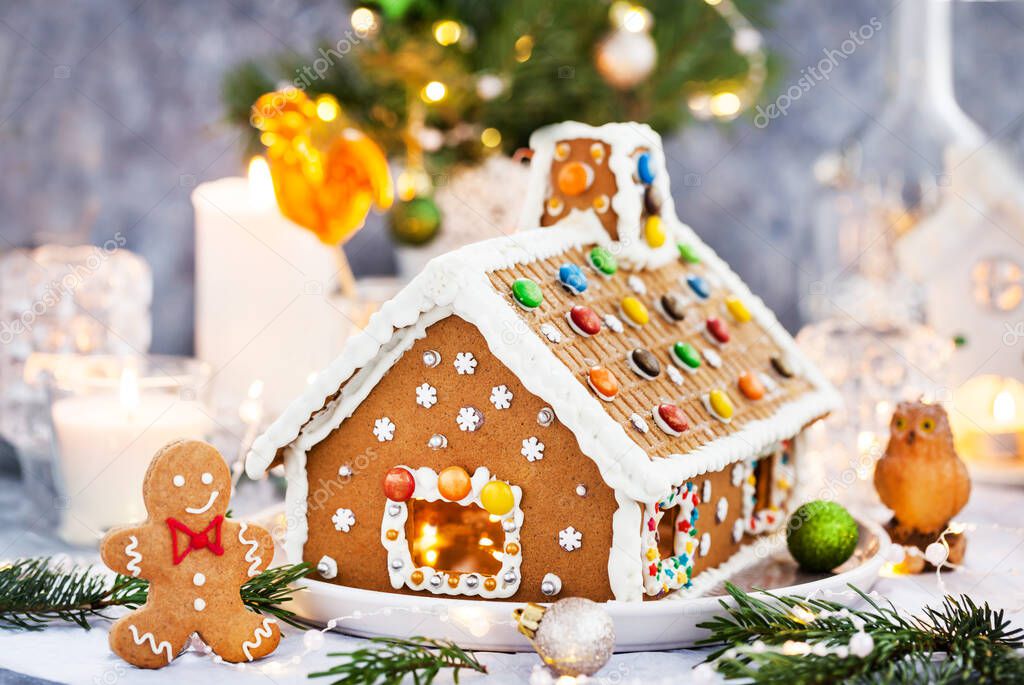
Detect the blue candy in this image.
<box><xmin>637</xmin><ymin>152</ymin><xmax>656</xmax><ymax>185</ymax></box>
<box><xmin>687</xmin><ymin>275</ymin><xmax>711</xmax><ymax>299</ymax></box>
<box><xmin>558</xmin><ymin>263</ymin><xmax>588</xmax><ymax>295</ymax></box>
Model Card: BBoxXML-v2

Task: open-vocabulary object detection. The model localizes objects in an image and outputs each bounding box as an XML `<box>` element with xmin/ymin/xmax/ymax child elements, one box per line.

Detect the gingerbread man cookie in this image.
<box><xmin>101</xmin><ymin>440</ymin><xmax>280</xmax><ymax>669</ymax></box>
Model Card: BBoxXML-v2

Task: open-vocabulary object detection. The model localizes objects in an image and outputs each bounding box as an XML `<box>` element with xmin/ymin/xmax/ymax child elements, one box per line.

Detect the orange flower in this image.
<box><xmin>252</xmin><ymin>89</ymin><xmax>393</xmax><ymax>245</ymax></box>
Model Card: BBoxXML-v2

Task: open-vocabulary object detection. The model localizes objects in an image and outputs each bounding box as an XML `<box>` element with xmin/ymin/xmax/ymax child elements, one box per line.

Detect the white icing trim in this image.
<box><xmin>124</xmin><ymin>535</ymin><xmax>142</xmax><ymax>577</ymax></box>
<box><xmin>241</xmin><ymin>617</ymin><xmax>276</xmax><ymax>661</ymax></box>
<box><xmin>668</xmin><ymin>530</ymin><xmax>787</xmax><ymax>600</ymax></box>
<box><xmin>128</xmin><ymin>624</ymin><xmax>173</xmax><ymax>664</ymax></box>
<box><xmin>282</xmin><ymin>445</ymin><xmax>308</xmax><ymax>565</ymax></box>
<box><xmin>238</xmin><ymin>522</ymin><xmax>261</xmax><ymax>577</ymax></box>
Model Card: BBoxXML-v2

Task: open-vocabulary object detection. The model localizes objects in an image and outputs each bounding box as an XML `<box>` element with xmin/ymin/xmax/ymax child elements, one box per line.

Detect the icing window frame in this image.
<box><xmin>641</xmin><ymin>481</ymin><xmax>701</xmax><ymax>596</ymax></box>
<box><xmin>380</xmin><ymin>465</ymin><xmax>523</xmax><ymax>598</ymax></box>
<box><xmin>742</xmin><ymin>441</ymin><xmax>796</xmax><ymax>535</ymax></box>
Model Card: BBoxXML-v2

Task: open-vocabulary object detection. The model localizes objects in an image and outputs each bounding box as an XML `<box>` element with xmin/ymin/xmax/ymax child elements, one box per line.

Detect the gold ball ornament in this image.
<box><xmin>514</xmin><ymin>598</ymin><xmax>615</xmax><ymax>677</ymax></box>
<box><xmin>595</xmin><ymin>28</ymin><xmax>657</xmax><ymax>90</ymax></box>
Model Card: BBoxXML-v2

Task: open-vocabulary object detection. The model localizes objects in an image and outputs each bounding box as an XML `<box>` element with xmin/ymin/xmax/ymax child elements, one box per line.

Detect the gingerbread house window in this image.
<box><xmin>380</xmin><ymin>465</ymin><xmax>523</xmax><ymax>598</ymax></box>
<box><xmin>641</xmin><ymin>481</ymin><xmax>701</xmax><ymax>596</ymax></box>
<box><xmin>743</xmin><ymin>441</ymin><xmax>796</xmax><ymax>535</ymax></box>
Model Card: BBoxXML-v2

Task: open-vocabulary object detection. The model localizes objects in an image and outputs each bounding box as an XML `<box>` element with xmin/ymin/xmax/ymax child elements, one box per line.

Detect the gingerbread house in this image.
<box><xmin>246</xmin><ymin>122</ymin><xmax>840</xmax><ymax>603</ymax></box>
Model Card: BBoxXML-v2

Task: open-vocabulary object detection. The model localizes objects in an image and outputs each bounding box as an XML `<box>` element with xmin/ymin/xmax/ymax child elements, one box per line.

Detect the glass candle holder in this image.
<box><xmin>38</xmin><ymin>355</ymin><xmax>213</xmax><ymax>546</ymax></box>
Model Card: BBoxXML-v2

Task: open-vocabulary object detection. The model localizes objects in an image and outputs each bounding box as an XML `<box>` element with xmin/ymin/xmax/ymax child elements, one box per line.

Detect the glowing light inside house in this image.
<box><xmin>993</xmin><ymin>389</ymin><xmax>1016</xmax><ymax>424</ymax></box>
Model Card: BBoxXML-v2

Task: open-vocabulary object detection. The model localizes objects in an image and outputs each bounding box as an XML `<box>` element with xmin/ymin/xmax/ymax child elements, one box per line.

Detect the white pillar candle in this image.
<box><xmin>51</xmin><ymin>369</ymin><xmax>213</xmax><ymax>545</ymax></box>
<box><xmin>193</xmin><ymin>158</ymin><xmax>352</xmax><ymax>413</ymax></box>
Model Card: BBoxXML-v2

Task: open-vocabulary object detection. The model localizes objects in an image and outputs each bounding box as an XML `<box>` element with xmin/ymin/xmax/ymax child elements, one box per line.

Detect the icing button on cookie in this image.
<box><xmin>659</xmin><ymin>293</ymin><xmax>687</xmax><ymax>322</ymax></box>
<box><xmin>637</xmin><ymin>152</ymin><xmax>656</xmax><ymax>184</ymax></box>
<box><xmin>678</xmin><ymin>243</ymin><xmax>701</xmax><ymax>264</ymax></box>
<box><xmin>645</xmin><ymin>215</ymin><xmax>666</xmax><ymax>247</ymax></box>
<box><xmin>511</xmin><ymin>278</ymin><xmax>543</xmax><ymax>310</ymax></box>
<box><xmin>687</xmin><ymin>275</ymin><xmax>711</xmax><ymax>299</ymax></box>
<box><xmin>654</xmin><ymin>403</ymin><xmax>689</xmax><ymax>436</ymax></box>
<box><xmin>706</xmin><ymin>317</ymin><xmax>730</xmax><ymax>344</ymax></box>
<box><xmin>644</xmin><ymin>184</ymin><xmax>663</xmax><ymax>215</ymax></box>
<box><xmin>726</xmin><ymin>296</ymin><xmax>752</xmax><ymax>323</ymax></box>
<box><xmin>587</xmin><ymin>366</ymin><xmax>619</xmax><ymax>401</ymax></box>
<box><xmin>620</xmin><ymin>296</ymin><xmax>650</xmax><ymax>327</ymax></box>
<box><xmin>707</xmin><ymin>389</ymin><xmax>735</xmax><ymax>421</ymax></box>
<box><xmin>557</xmin><ymin>264</ymin><xmax>588</xmax><ymax>294</ymax></box>
<box><xmin>628</xmin><ymin>348</ymin><xmax>661</xmax><ymax>379</ymax></box>
<box><xmin>771</xmin><ymin>354</ymin><xmax>796</xmax><ymax>378</ymax></box>
<box><xmin>738</xmin><ymin>372</ymin><xmax>766</xmax><ymax>400</ymax></box>
<box><xmin>567</xmin><ymin>305</ymin><xmax>602</xmax><ymax>336</ymax></box>
<box><xmin>587</xmin><ymin>246</ymin><xmax>618</xmax><ymax>276</ymax></box>
<box><xmin>672</xmin><ymin>342</ymin><xmax>702</xmax><ymax>371</ymax></box>
<box><xmin>557</xmin><ymin>161</ymin><xmax>594</xmax><ymax>196</ymax></box>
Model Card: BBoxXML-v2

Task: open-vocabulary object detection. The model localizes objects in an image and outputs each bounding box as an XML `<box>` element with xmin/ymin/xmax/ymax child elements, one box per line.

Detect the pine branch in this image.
<box><xmin>697</xmin><ymin>583</ymin><xmax>1024</xmax><ymax>684</ymax></box>
<box><xmin>308</xmin><ymin>637</ymin><xmax>488</xmax><ymax>685</ymax></box>
<box><xmin>0</xmin><ymin>558</ymin><xmax>311</xmax><ymax>632</ymax></box>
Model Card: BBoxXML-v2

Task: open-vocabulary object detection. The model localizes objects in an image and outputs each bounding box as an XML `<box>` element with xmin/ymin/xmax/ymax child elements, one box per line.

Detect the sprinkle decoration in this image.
<box><xmin>678</xmin><ymin>243</ymin><xmax>701</xmax><ymax>264</ymax></box>
<box><xmin>672</xmin><ymin>341</ymin><xmax>702</xmax><ymax>371</ymax></box>
<box><xmin>587</xmin><ymin>246</ymin><xmax>617</xmax><ymax>276</ymax></box>
<box><xmin>557</xmin><ymin>263</ymin><xmax>588</xmax><ymax>294</ymax></box>
<box><xmin>641</xmin><ymin>481</ymin><xmax>700</xmax><ymax>595</ymax></box>
<box><xmin>566</xmin><ymin>305</ymin><xmax>602</xmax><ymax>337</ymax></box>
<box><xmin>620</xmin><ymin>296</ymin><xmax>650</xmax><ymax>327</ymax></box>
<box><xmin>738</xmin><ymin>371</ymin><xmax>766</xmax><ymax>400</ymax></box>
<box><xmin>382</xmin><ymin>467</ymin><xmax>415</xmax><ymax>501</ymax></box>
<box><xmin>511</xmin><ymin>278</ymin><xmax>543</xmax><ymax>310</ymax></box>
<box><xmin>687</xmin><ymin>275</ymin><xmax>711</xmax><ymax>299</ymax></box>
<box><xmin>587</xmin><ymin>366</ymin><xmax>619</xmax><ymax>401</ymax></box>
<box><xmin>725</xmin><ymin>296</ymin><xmax>752</xmax><ymax>323</ymax></box>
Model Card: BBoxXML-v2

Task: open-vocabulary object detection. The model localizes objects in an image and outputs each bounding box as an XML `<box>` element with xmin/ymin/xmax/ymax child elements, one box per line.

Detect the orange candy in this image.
<box><xmin>738</xmin><ymin>372</ymin><xmax>766</xmax><ymax>400</ymax></box>
<box><xmin>437</xmin><ymin>466</ymin><xmax>472</xmax><ymax>501</ymax></box>
<box><xmin>588</xmin><ymin>366</ymin><xmax>619</xmax><ymax>401</ymax></box>
<box><xmin>557</xmin><ymin>162</ymin><xmax>594</xmax><ymax>196</ymax></box>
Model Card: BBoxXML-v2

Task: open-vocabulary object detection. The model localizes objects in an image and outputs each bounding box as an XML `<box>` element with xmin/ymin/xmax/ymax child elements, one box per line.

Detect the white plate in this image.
<box><xmin>966</xmin><ymin>457</ymin><xmax>1024</xmax><ymax>486</ymax></box>
<box><xmin>275</xmin><ymin>516</ymin><xmax>889</xmax><ymax>652</ymax></box>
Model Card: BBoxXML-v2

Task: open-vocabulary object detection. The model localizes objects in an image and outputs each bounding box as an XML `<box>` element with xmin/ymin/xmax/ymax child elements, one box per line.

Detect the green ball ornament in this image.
<box><xmin>389</xmin><ymin>197</ymin><xmax>441</xmax><ymax>246</ymax></box>
<box><xmin>786</xmin><ymin>500</ymin><xmax>859</xmax><ymax>573</ymax></box>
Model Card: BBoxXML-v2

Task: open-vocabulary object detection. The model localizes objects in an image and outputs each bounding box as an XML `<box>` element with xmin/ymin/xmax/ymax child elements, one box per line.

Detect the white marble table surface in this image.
<box><xmin>0</xmin><ymin>478</ymin><xmax>1021</xmax><ymax>685</ymax></box>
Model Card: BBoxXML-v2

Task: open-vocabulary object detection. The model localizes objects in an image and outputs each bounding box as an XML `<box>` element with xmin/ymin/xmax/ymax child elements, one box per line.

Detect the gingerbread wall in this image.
<box><xmin>302</xmin><ymin>315</ymin><xmax>622</xmax><ymax>603</ymax></box>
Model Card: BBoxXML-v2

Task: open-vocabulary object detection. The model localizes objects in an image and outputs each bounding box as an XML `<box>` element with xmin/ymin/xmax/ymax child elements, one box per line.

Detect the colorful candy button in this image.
<box><xmin>725</xmin><ymin>296</ymin><xmax>752</xmax><ymax>323</ymax></box>
<box><xmin>771</xmin><ymin>355</ymin><xmax>796</xmax><ymax>378</ymax></box>
<box><xmin>558</xmin><ymin>264</ymin><xmax>588</xmax><ymax>295</ymax></box>
<box><xmin>677</xmin><ymin>243</ymin><xmax>701</xmax><ymax>264</ymax></box>
<box><xmin>593</xmin><ymin>194</ymin><xmax>611</xmax><ymax>214</ymax></box>
<box><xmin>644</xmin><ymin>185</ymin><xmax>663</xmax><ymax>215</ymax></box>
<box><xmin>687</xmin><ymin>275</ymin><xmax>711</xmax><ymax>299</ymax></box>
<box><xmin>654</xmin><ymin>403</ymin><xmax>689</xmax><ymax>436</ymax></box>
<box><xmin>738</xmin><ymin>372</ymin><xmax>766</xmax><ymax>400</ymax></box>
<box><xmin>628</xmin><ymin>348</ymin><xmax>661</xmax><ymax>379</ymax></box>
<box><xmin>588</xmin><ymin>246</ymin><xmax>617</xmax><ymax>276</ymax></box>
<box><xmin>659</xmin><ymin>293</ymin><xmax>687</xmax><ymax>322</ymax></box>
<box><xmin>480</xmin><ymin>480</ymin><xmax>514</xmax><ymax>516</ymax></box>
<box><xmin>590</xmin><ymin>142</ymin><xmax>606</xmax><ymax>164</ymax></box>
<box><xmin>511</xmin><ymin>278</ymin><xmax>543</xmax><ymax>310</ymax></box>
<box><xmin>438</xmin><ymin>466</ymin><xmax>472</xmax><ymax>501</ymax></box>
<box><xmin>557</xmin><ymin>161</ymin><xmax>594</xmax><ymax>196</ymax></box>
<box><xmin>546</xmin><ymin>197</ymin><xmax>564</xmax><ymax>216</ymax></box>
<box><xmin>567</xmin><ymin>305</ymin><xmax>602</xmax><ymax>336</ymax></box>
<box><xmin>620</xmin><ymin>296</ymin><xmax>650</xmax><ymax>327</ymax></box>
<box><xmin>588</xmin><ymin>366</ymin><xmax>619</xmax><ymax>401</ymax></box>
<box><xmin>672</xmin><ymin>342</ymin><xmax>701</xmax><ymax>371</ymax></box>
<box><xmin>645</xmin><ymin>215</ymin><xmax>666</xmax><ymax>247</ymax></box>
<box><xmin>705</xmin><ymin>317</ymin><xmax>730</xmax><ymax>344</ymax></box>
<box><xmin>707</xmin><ymin>389</ymin><xmax>734</xmax><ymax>421</ymax></box>
<box><xmin>637</xmin><ymin>152</ymin><xmax>656</xmax><ymax>184</ymax></box>
<box><xmin>383</xmin><ymin>467</ymin><xmax>416</xmax><ymax>502</ymax></box>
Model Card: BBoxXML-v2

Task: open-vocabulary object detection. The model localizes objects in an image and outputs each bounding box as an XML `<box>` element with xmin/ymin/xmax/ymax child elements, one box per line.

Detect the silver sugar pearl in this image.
<box><xmin>338</xmin><ymin>465</ymin><xmax>353</xmax><ymax>478</ymax></box>
<box><xmin>390</xmin><ymin>559</ymin><xmax>404</xmax><ymax>570</ymax></box>
<box><xmin>387</xmin><ymin>504</ymin><xmax>402</xmax><ymax>517</ymax></box>
<box><xmin>502</xmin><ymin>519</ymin><xmax>517</xmax><ymax>533</ymax></box>
<box><xmin>464</xmin><ymin>575</ymin><xmax>479</xmax><ymax>588</ymax></box>
<box><xmin>540</xmin><ymin>573</ymin><xmax>562</xmax><ymax>596</ymax></box>
<box><xmin>537</xmin><ymin>407</ymin><xmax>555</xmax><ymax>427</ymax></box>
<box><xmin>502</xmin><ymin>571</ymin><xmax>518</xmax><ymax>584</ymax></box>
<box><xmin>428</xmin><ymin>575</ymin><xmax>443</xmax><ymax>587</ymax></box>
<box><xmin>422</xmin><ymin>350</ymin><xmax>441</xmax><ymax>368</ymax></box>
<box><xmin>427</xmin><ymin>434</ymin><xmax>448</xmax><ymax>449</ymax></box>
<box><xmin>575</xmin><ymin>484</ymin><xmax>588</xmax><ymax>497</ymax></box>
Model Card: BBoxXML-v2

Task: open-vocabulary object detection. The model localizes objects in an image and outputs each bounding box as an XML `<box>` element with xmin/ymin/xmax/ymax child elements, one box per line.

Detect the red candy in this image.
<box><xmin>706</xmin><ymin>317</ymin><xmax>730</xmax><ymax>344</ymax></box>
<box><xmin>567</xmin><ymin>305</ymin><xmax>602</xmax><ymax>337</ymax></box>
<box><xmin>655</xmin><ymin>403</ymin><xmax>689</xmax><ymax>435</ymax></box>
<box><xmin>382</xmin><ymin>467</ymin><xmax>416</xmax><ymax>502</ymax></box>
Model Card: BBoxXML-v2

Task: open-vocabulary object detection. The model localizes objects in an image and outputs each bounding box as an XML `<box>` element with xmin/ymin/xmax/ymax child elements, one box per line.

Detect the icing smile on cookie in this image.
<box><xmin>186</xmin><ymin>490</ymin><xmax>219</xmax><ymax>515</ymax></box>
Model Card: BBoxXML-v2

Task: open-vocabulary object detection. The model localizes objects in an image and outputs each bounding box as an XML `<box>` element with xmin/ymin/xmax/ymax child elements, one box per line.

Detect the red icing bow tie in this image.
<box><xmin>167</xmin><ymin>515</ymin><xmax>224</xmax><ymax>565</ymax></box>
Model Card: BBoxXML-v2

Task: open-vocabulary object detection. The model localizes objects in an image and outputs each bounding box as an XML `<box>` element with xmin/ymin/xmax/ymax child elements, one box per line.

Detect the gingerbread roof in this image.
<box><xmin>246</xmin><ymin>214</ymin><xmax>839</xmax><ymax>504</ymax></box>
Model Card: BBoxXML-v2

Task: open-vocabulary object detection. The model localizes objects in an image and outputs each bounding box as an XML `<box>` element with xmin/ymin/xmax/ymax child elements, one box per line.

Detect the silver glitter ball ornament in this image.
<box><xmin>514</xmin><ymin>598</ymin><xmax>614</xmax><ymax>677</ymax></box>
<box><xmin>422</xmin><ymin>350</ymin><xmax>441</xmax><ymax>368</ymax></box>
<box><xmin>427</xmin><ymin>433</ymin><xmax>448</xmax><ymax>449</ymax></box>
<box><xmin>537</xmin><ymin>407</ymin><xmax>555</xmax><ymax>426</ymax></box>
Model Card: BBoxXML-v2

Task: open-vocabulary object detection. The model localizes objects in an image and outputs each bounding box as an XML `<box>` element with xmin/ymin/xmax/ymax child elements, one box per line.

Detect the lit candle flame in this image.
<box><xmin>120</xmin><ymin>367</ymin><xmax>140</xmax><ymax>413</ymax></box>
<box><xmin>993</xmin><ymin>389</ymin><xmax>1016</xmax><ymax>425</ymax></box>
<box><xmin>247</xmin><ymin>156</ymin><xmax>276</xmax><ymax>211</ymax></box>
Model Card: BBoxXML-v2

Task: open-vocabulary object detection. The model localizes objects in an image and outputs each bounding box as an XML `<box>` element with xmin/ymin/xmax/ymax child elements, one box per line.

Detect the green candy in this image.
<box><xmin>511</xmin><ymin>278</ymin><xmax>543</xmax><ymax>309</ymax></box>
<box><xmin>677</xmin><ymin>243</ymin><xmax>701</xmax><ymax>264</ymax></box>
<box><xmin>786</xmin><ymin>501</ymin><xmax>859</xmax><ymax>573</ymax></box>
<box><xmin>673</xmin><ymin>342</ymin><xmax>701</xmax><ymax>369</ymax></box>
<box><xmin>588</xmin><ymin>247</ymin><xmax>618</xmax><ymax>276</ymax></box>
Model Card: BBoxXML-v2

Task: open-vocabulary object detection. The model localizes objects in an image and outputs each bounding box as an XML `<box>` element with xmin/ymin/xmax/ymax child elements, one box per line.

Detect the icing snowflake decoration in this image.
<box><xmin>332</xmin><ymin>508</ymin><xmax>356</xmax><ymax>532</ymax></box>
<box><xmin>457</xmin><ymin>407</ymin><xmax>482</xmax><ymax>432</ymax></box>
<box><xmin>453</xmin><ymin>352</ymin><xmax>478</xmax><ymax>375</ymax></box>
<box><xmin>559</xmin><ymin>526</ymin><xmax>583</xmax><ymax>552</ymax></box>
<box><xmin>415</xmin><ymin>383</ymin><xmax>438</xmax><ymax>408</ymax></box>
<box><xmin>603</xmin><ymin>314</ymin><xmax>624</xmax><ymax>333</ymax></box>
<box><xmin>521</xmin><ymin>436</ymin><xmax>545</xmax><ymax>462</ymax></box>
<box><xmin>373</xmin><ymin>417</ymin><xmax>396</xmax><ymax>442</ymax></box>
<box><xmin>540</xmin><ymin>323</ymin><xmax>562</xmax><ymax>343</ymax></box>
<box><xmin>490</xmin><ymin>385</ymin><xmax>513</xmax><ymax>410</ymax></box>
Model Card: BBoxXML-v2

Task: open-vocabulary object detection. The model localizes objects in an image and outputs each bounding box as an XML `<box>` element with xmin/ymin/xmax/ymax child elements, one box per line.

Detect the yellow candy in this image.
<box><xmin>726</xmin><ymin>296</ymin><xmax>752</xmax><ymax>323</ymax></box>
<box><xmin>645</xmin><ymin>215</ymin><xmax>666</xmax><ymax>247</ymax></box>
<box><xmin>709</xmin><ymin>389</ymin><xmax>734</xmax><ymax>420</ymax></box>
<box><xmin>646</xmin><ymin>548</ymin><xmax>658</xmax><ymax>561</ymax></box>
<box><xmin>621</xmin><ymin>296</ymin><xmax>650</xmax><ymax>326</ymax></box>
<box><xmin>480</xmin><ymin>480</ymin><xmax>514</xmax><ymax>516</ymax></box>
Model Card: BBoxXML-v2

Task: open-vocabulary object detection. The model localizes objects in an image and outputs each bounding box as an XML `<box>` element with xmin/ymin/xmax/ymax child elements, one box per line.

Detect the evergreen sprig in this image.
<box><xmin>0</xmin><ymin>558</ymin><xmax>312</xmax><ymax>632</ymax></box>
<box><xmin>698</xmin><ymin>583</ymin><xmax>1024</xmax><ymax>684</ymax></box>
<box><xmin>308</xmin><ymin>637</ymin><xmax>488</xmax><ymax>685</ymax></box>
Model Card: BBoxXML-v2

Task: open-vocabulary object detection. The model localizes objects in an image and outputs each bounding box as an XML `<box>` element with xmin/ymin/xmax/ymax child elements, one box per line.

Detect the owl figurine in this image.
<box><xmin>874</xmin><ymin>401</ymin><xmax>971</xmax><ymax>568</ymax></box>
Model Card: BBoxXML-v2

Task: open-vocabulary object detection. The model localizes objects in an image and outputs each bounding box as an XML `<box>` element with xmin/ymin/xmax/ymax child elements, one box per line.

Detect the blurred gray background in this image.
<box><xmin>2</xmin><ymin>0</ymin><xmax>1023</xmax><ymax>353</ymax></box>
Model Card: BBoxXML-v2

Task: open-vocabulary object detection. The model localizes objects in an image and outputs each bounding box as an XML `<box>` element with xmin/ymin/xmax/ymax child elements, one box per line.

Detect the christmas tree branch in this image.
<box><xmin>697</xmin><ymin>583</ymin><xmax>1024</xmax><ymax>684</ymax></box>
<box><xmin>309</xmin><ymin>637</ymin><xmax>488</xmax><ymax>685</ymax></box>
<box><xmin>0</xmin><ymin>558</ymin><xmax>312</xmax><ymax>632</ymax></box>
